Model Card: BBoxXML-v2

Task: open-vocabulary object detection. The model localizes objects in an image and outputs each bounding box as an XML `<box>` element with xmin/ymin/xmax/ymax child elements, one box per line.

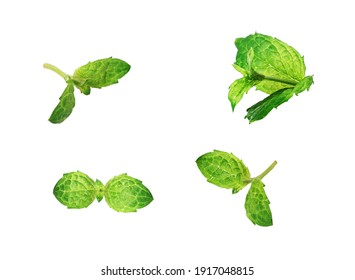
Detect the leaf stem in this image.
<box><xmin>43</xmin><ymin>63</ymin><xmax>71</xmax><ymax>82</ymax></box>
<box><xmin>262</xmin><ymin>76</ymin><xmax>297</xmax><ymax>86</ymax></box>
<box><xmin>256</xmin><ymin>160</ymin><xmax>278</xmax><ymax>180</ymax></box>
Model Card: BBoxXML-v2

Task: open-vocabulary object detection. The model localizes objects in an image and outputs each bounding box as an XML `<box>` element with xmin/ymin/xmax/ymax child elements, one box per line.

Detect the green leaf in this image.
<box><xmin>53</xmin><ymin>171</ymin><xmax>97</xmax><ymax>209</ymax></box>
<box><xmin>95</xmin><ymin>179</ymin><xmax>105</xmax><ymax>202</ymax></box>
<box><xmin>196</xmin><ymin>150</ymin><xmax>251</xmax><ymax>192</ymax></box>
<box><xmin>48</xmin><ymin>83</ymin><xmax>75</xmax><ymax>124</ymax></box>
<box><xmin>228</xmin><ymin>77</ymin><xmax>258</xmax><ymax>111</ymax></box>
<box><xmin>229</xmin><ymin>33</ymin><xmax>313</xmax><ymax>121</ymax></box>
<box><xmin>105</xmin><ymin>174</ymin><xmax>153</xmax><ymax>212</ymax></box>
<box><xmin>246</xmin><ymin>87</ymin><xmax>294</xmax><ymax>123</ymax></box>
<box><xmin>245</xmin><ymin>76</ymin><xmax>314</xmax><ymax>123</ymax></box>
<box><xmin>235</xmin><ymin>33</ymin><xmax>305</xmax><ymax>91</ymax></box>
<box><xmin>245</xmin><ymin>178</ymin><xmax>272</xmax><ymax>226</ymax></box>
<box><xmin>72</xmin><ymin>57</ymin><xmax>130</xmax><ymax>92</ymax></box>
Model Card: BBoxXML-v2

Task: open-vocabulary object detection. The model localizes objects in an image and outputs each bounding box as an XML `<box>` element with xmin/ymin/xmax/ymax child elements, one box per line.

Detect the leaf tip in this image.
<box><xmin>48</xmin><ymin>116</ymin><xmax>61</xmax><ymax>124</ymax></box>
<box><xmin>244</xmin><ymin>114</ymin><xmax>254</xmax><ymax>124</ymax></box>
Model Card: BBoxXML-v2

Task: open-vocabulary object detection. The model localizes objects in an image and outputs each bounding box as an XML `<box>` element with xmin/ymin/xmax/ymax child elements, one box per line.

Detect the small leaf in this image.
<box><xmin>72</xmin><ymin>57</ymin><xmax>130</xmax><ymax>92</ymax></box>
<box><xmin>228</xmin><ymin>77</ymin><xmax>258</xmax><ymax>111</ymax></box>
<box><xmin>95</xmin><ymin>179</ymin><xmax>105</xmax><ymax>202</ymax></box>
<box><xmin>245</xmin><ymin>178</ymin><xmax>272</xmax><ymax>226</ymax></box>
<box><xmin>105</xmin><ymin>174</ymin><xmax>153</xmax><ymax>212</ymax></box>
<box><xmin>53</xmin><ymin>171</ymin><xmax>97</xmax><ymax>209</ymax></box>
<box><xmin>293</xmin><ymin>75</ymin><xmax>314</xmax><ymax>95</ymax></box>
<box><xmin>232</xmin><ymin>188</ymin><xmax>239</xmax><ymax>194</ymax></box>
<box><xmin>75</xmin><ymin>84</ymin><xmax>91</xmax><ymax>95</ymax></box>
<box><xmin>232</xmin><ymin>63</ymin><xmax>247</xmax><ymax>75</ymax></box>
<box><xmin>196</xmin><ymin>150</ymin><xmax>251</xmax><ymax>192</ymax></box>
<box><xmin>49</xmin><ymin>83</ymin><xmax>75</xmax><ymax>123</ymax></box>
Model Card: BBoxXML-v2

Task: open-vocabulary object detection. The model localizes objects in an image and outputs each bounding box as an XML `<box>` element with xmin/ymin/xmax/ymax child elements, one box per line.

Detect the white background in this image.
<box><xmin>1</xmin><ymin>0</ymin><xmax>354</xmax><ymax>279</ymax></box>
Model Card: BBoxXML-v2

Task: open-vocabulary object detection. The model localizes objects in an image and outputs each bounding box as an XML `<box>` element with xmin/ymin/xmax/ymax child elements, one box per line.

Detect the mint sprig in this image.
<box><xmin>53</xmin><ymin>171</ymin><xmax>153</xmax><ymax>213</ymax></box>
<box><xmin>44</xmin><ymin>57</ymin><xmax>130</xmax><ymax>123</ymax></box>
<box><xmin>228</xmin><ymin>33</ymin><xmax>314</xmax><ymax>122</ymax></box>
<box><xmin>196</xmin><ymin>150</ymin><xmax>277</xmax><ymax>226</ymax></box>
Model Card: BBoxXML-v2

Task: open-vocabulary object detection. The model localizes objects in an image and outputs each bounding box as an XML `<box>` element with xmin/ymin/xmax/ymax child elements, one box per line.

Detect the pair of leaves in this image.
<box><xmin>45</xmin><ymin>57</ymin><xmax>131</xmax><ymax>124</ymax></box>
<box><xmin>53</xmin><ymin>171</ymin><xmax>153</xmax><ymax>213</ymax></box>
<box><xmin>228</xmin><ymin>33</ymin><xmax>314</xmax><ymax>122</ymax></box>
<box><xmin>196</xmin><ymin>150</ymin><xmax>276</xmax><ymax>226</ymax></box>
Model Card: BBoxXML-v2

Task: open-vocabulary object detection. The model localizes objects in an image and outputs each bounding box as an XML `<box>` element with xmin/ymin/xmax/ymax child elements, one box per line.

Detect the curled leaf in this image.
<box><xmin>245</xmin><ymin>76</ymin><xmax>314</xmax><ymax>123</ymax></box>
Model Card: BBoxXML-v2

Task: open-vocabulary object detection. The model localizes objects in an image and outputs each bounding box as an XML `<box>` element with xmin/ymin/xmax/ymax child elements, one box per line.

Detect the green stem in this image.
<box><xmin>262</xmin><ymin>76</ymin><xmax>297</xmax><ymax>86</ymax></box>
<box><xmin>43</xmin><ymin>63</ymin><xmax>71</xmax><ymax>82</ymax></box>
<box><xmin>256</xmin><ymin>160</ymin><xmax>278</xmax><ymax>180</ymax></box>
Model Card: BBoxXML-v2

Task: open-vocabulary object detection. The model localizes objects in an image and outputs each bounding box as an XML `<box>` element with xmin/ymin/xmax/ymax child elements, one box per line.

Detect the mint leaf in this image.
<box><xmin>105</xmin><ymin>174</ymin><xmax>153</xmax><ymax>213</ymax></box>
<box><xmin>245</xmin><ymin>179</ymin><xmax>272</xmax><ymax>226</ymax></box>
<box><xmin>246</xmin><ymin>87</ymin><xmax>294</xmax><ymax>123</ymax></box>
<box><xmin>235</xmin><ymin>34</ymin><xmax>305</xmax><ymax>91</ymax></box>
<box><xmin>246</xmin><ymin>76</ymin><xmax>314</xmax><ymax>123</ymax></box>
<box><xmin>228</xmin><ymin>77</ymin><xmax>258</xmax><ymax>111</ymax></box>
<box><xmin>229</xmin><ymin>33</ymin><xmax>314</xmax><ymax>122</ymax></box>
<box><xmin>196</xmin><ymin>150</ymin><xmax>277</xmax><ymax>226</ymax></box>
<box><xmin>44</xmin><ymin>57</ymin><xmax>130</xmax><ymax>123</ymax></box>
<box><xmin>196</xmin><ymin>150</ymin><xmax>251</xmax><ymax>193</ymax></box>
<box><xmin>53</xmin><ymin>171</ymin><xmax>97</xmax><ymax>209</ymax></box>
<box><xmin>72</xmin><ymin>57</ymin><xmax>130</xmax><ymax>92</ymax></box>
<box><xmin>53</xmin><ymin>172</ymin><xmax>153</xmax><ymax>213</ymax></box>
<box><xmin>48</xmin><ymin>83</ymin><xmax>75</xmax><ymax>124</ymax></box>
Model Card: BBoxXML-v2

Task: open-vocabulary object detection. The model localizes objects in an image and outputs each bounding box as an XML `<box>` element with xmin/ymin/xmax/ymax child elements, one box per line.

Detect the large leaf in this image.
<box><xmin>196</xmin><ymin>150</ymin><xmax>251</xmax><ymax>193</ymax></box>
<box><xmin>72</xmin><ymin>57</ymin><xmax>130</xmax><ymax>92</ymax></box>
<box><xmin>235</xmin><ymin>33</ymin><xmax>305</xmax><ymax>93</ymax></box>
<box><xmin>105</xmin><ymin>174</ymin><xmax>153</xmax><ymax>212</ymax></box>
